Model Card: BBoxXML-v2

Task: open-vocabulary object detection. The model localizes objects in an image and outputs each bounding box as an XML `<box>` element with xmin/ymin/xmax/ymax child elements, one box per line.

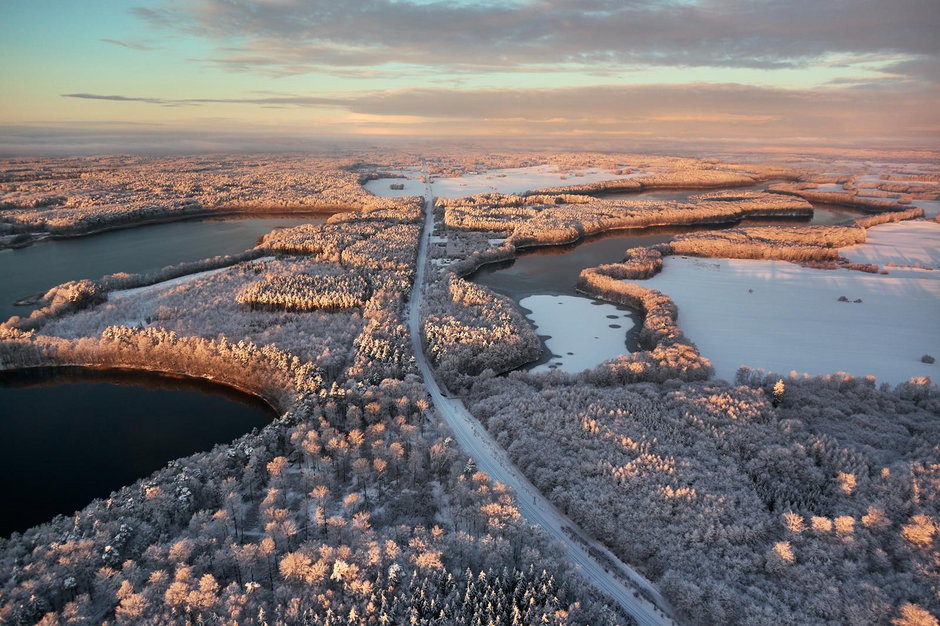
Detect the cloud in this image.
<box><xmin>62</xmin><ymin>92</ymin><xmax>346</xmax><ymax>108</ymax></box>
<box><xmin>880</xmin><ymin>57</ymin><xmax>940</xmax><ymax>83</ymax></box>
<box><xmin>132</xmin><ymin>0</ymin><xmax>939</xmax><ymax>78</ymax></box>
<box><xmin>100</xmin><ymin>38</ymin><xmax>154</xmax><ymax>51</ymax></box>
<box><xmin>60</xmin><ymin>82</ymin><xmax>940</xmax><ymax>143</ymax></box>
<box><xmin>62</xmin><ymin>93</ymin><xmax>169</xmax><ymax>105</ymax></box>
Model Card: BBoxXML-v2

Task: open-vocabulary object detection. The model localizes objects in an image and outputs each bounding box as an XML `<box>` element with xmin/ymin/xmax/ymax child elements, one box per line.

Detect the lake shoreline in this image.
<box><xmin>0</xmin><ymin>205</ymin><xmax>347</xmax><ymax>250</ymax></box>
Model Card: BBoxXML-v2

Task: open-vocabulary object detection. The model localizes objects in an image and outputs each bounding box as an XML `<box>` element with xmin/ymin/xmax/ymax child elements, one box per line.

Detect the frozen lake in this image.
<box><xmin>520</xmin><ymin>295</ymin><xmax>635</xmax><ymax>373</ymax></box>
<box><xmin>642</xmin><ymin>253</ymin><xmax>939</xmax><ymax>385</ymax></box>
<box><xmin>365</xmin><ymin>164</ymin><xmax>636</xmax><ymax>198</ymax></box>
<box><xmin>842</xmin><ymin>221</ymin><xmax>940</xmax><ymax>269</ymax></box>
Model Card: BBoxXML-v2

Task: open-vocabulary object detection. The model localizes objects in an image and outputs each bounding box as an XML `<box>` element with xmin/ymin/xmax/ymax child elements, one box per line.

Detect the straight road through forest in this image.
<box><xmin>406</xmin><ymin>173</ymin><xmax>677</xmax><ymax>626</ymax></box>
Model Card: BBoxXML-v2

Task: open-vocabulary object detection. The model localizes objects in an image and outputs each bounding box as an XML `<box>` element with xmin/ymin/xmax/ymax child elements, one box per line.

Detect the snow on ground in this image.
<box><xmin>362</xmin><ymin>173</ymin><xmax>427</xmax><ymax>198</ymax></box>
<box><xmin>365</xmin><ymin>165</ymin><xmax>636</xmax><ymax>199</ymax></box>
<box><xmin>106</xmin><ymin>258</ymin><xmax>268</xmax><ymax>301</ymax></box>
<box><xmin>814</xmin><ymin>183</ymin><xmax>845</xmax><ymax>192</ymax></box>
<box><xmin>642</xmin><ymin>256</ymin><xmax>940</xmax><ymax>385</ymax></box>
<box><xmin>519</xmin><ymin>294</ymin><xmax>634</xmax><ymax>373</ymax></box>
<box><xmin>843</xmin><ymin>221</ymin><xmax>940</xmax><ymax>269</ymax></box>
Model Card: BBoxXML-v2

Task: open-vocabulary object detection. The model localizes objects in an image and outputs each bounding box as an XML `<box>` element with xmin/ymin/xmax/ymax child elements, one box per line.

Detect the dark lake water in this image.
<box><xmin>0</xmin><ymin>368</ymin><xmax>273</xmax><ymax>537</ymax></box>
<box><xmin>472</xmin><ymin>226</ymin><xmax>703</xmax><ymax>357</ymax></box>
<box><xmin>471</xmin><ymin>192</ymin><xmax>865</xmax><ymax>368</ymax></box>
<box><xmin>0</xmin><ymin>215</ymin><xmax>326</xmax><ymax>322</ymax></box>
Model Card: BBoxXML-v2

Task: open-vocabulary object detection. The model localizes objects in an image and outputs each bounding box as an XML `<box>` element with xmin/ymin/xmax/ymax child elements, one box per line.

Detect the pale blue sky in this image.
<box><xmin>1</xmin><ymin>0</ymin><xmax>937</xmax><ymax>151</ymax></box>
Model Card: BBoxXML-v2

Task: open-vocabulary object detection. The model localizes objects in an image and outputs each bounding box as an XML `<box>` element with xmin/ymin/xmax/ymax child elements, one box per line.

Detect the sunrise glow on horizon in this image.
<box><xmin>1</xmin><ymin>0</ymin><xmax>938</xmax><ymax>153</ymax></box>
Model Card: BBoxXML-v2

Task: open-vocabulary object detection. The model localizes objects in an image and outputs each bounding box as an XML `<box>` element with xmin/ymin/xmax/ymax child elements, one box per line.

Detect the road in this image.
<box><xmin>407</xmin><ymin>175</ymin><xmax>677</xmax><ymax>626</ymax></box>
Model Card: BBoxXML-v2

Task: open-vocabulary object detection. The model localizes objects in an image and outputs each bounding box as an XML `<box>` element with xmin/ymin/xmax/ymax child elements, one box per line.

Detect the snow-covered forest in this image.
<box><xmin>1</xmin><ymin>151</ymin><xmax>938</xmax><ymax>625</ymax></box>
<box><xmin>0</xmin><ymin>155</ymin><xmax>418</xmax><ymax>246</ymax></box>
<box><xmin>467</xmin><ymin>371</ymin><xmax>939</xmax><ymax>624</ymax></box>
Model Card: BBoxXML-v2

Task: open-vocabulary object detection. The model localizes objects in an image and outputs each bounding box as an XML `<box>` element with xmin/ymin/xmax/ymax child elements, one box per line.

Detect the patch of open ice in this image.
<box><xmin>519</xmin><ymin>294</ymin><xmax>634</xmax><ymax>373</ymax></box>
<box><xmin>913</xmin><ymin>199</ymin><xmax>940</xmax><ymax>218</ymax></box>
<box><xmin>642</xmin><ymin>256</ymin><xmax>940</xmax><ymax>385</ymax></box>
<box><xmin>365</xmin><ymin>165</ymin><xmax>638</xmax><ymax>199</ymax></box>
<box><xmin>362</xmin><ymin>174</ymin><xmax>427</xmax><ymax>198</ymax></box>
<box><xmin>843</xmin><ymin>221</ymin><xmax>940</xmax><ymax>269</ymax></box>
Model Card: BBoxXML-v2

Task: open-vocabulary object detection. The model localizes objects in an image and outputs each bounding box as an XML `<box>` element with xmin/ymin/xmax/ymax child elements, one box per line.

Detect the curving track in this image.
<box><xmin>407</xmin><ymin>174</ymin><xmax>678</xmax><ymax>626</ymax></box>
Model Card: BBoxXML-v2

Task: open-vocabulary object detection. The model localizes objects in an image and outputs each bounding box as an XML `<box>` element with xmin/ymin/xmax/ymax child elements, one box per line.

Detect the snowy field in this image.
<box><xmin>519</xmin><ymin>294</ymin><xmax>634</xmax><ymax>373</ymax></box>
<box><xmin>642</xmin><ymin>256</ymin><xmax>939</xmax><ymax>385</ymax></box>
<box><xmin>106</xmin><ymin>259</ymin><xmax>270</xmax><ymax>301</ymax></box>
<box><xmin>842</xmin><ymin>221</ymin><xmax>940</xmax><ymax>269</ymax></box>
<box><xmin>365</xmin><ymin>165</ymin><xmax>635</xmax><ymax>199</ymax></box>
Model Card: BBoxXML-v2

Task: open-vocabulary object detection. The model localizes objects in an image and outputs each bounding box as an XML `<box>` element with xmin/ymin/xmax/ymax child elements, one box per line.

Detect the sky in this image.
<box><xmin>1</xmin><ymin>0</ymin><xmax>938</xmax><ymax>153</ymax></box>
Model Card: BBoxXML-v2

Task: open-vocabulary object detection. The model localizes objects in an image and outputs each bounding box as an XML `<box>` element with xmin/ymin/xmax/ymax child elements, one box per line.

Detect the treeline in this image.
<box><xmin>99</xmin><ymin>248</ymin><xmax>268</xmax><ymax>292</ymax></box>
<box><xmin>0</xmin><ymin>324</ymin><xmax>322</xmax><ymax>411</ymax></box>
<box><xmin>7</xmin><ymin>280</ymin><xmax>107</xmax><ymax>332</ymax></box>
<box><xmin>440</xmin><ymin>193</ymin><xmax>813</xmax><ymax>251</ymax></box>
<box><xmin>422</xmin><ymin>275</ymin><xmax>541</xmax><ymax>390</ymax></box>
<box><xmin>853</xmin><ymin>207</ymin><xmax>924</xmax><ymax>229</ymax></box>
<box><xmin>256</xmin><ymin>213</ymin><xmax>421</xmax><ymax>385</ymax></box>
<box><xmin>526</xmin><ymin>164</ymin><xmax>798</xmax><ymax>196</ymax></box>
<box><xmin>0</xmin><ymin>154</ymin><xmax>420</xmax><ymax>241</ymax></box>
<box><xmin>348</xmin><ymin>284</ymin><xmax>417</xmax><ymax>384</ymax></box>
<box><xmin>578</xmin><ymin>249</ymin><xmax>713</xmax><ymax>384</ymax></box>
<box><xmin>768</xmin><ymin>183</ymin><xmax>917</xmax><ymax>212</ymax></box>
<box><xmin>435</xmin><ymin>192</ymin><xmax>591</xmax><ymax>209</ymax></box>
<box><xmin>854</xmin><ymin>178</ymin><xmax>940</xmax><ymax>198</ymax></box>
<box><xmin>448</xmin><ymin>243</ymin><xmax>518</xmax><ymax>277</ymax></box>
<box><xmin>666</xmin><ymin>225</ymin><xmax>867</xmax><ymax>262</ymax></box>
<box><xmin>465</xmin><ymin>372</ymin><xmax>939</xmax><ymax>625</ymax></box>
<box><xmin>237</xmin><ymin>272</ymin><xmax>370</xmax><ymax>312</ymax></box>
<box><xmin>19</xmin><ymin>207</ymin><xmax>423</xmax><ymax>389</ymax></box>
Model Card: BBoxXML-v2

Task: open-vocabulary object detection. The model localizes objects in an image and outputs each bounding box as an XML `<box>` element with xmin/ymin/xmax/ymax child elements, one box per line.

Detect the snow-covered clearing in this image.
<box><xmin>642</xmin><ymin>256</ymin><xmax>939</xmax><ymax>385</ymax></box>
<box><xmin>107</xmin><ymin>259</ymin><xmax>268</xmax><ymax>301</ymax></box>
<box><xmin>843</xmin><ymin>221</ymin><xmax>940</xmax><ymax>269</ymax></box>
<box><xmin>365</xmin><ymin>165</ymin><xmax>636</xmax><ymax>198</ymax></box>
<box><xmin>814</xmin><ymin>183</ymin><xmax>845</xmax><ymax>192</ymax></box>
<box><xmin>519</xmin><ymin>295</ymin><xmax>634</xmax><ymax>373</ymax></box>
<box><xmin>109</xmin><ymin>268</ymin><xmax>229</xmax><ymax>300</ymax></box>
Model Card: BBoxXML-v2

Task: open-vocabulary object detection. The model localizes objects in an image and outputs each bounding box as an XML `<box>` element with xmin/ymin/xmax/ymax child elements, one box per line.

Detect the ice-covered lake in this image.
<box><xmin>842</xmin><ymin>221</ymin><xmax>940</xmax><ymax>269</ymax></box>
<box><xmin>642</xmin><ymin>250</ymin><xmax>939</xmax><ymax>385</ymax></box>
<box><xmin>365</xmin><ymin>165</ymin><xmax>635</xmax><ymax>198</ymax></box>
<box><xmin>520</xmin><ymin>295</ymin><xmax>634</xmax><ymax>373</ymax></box>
